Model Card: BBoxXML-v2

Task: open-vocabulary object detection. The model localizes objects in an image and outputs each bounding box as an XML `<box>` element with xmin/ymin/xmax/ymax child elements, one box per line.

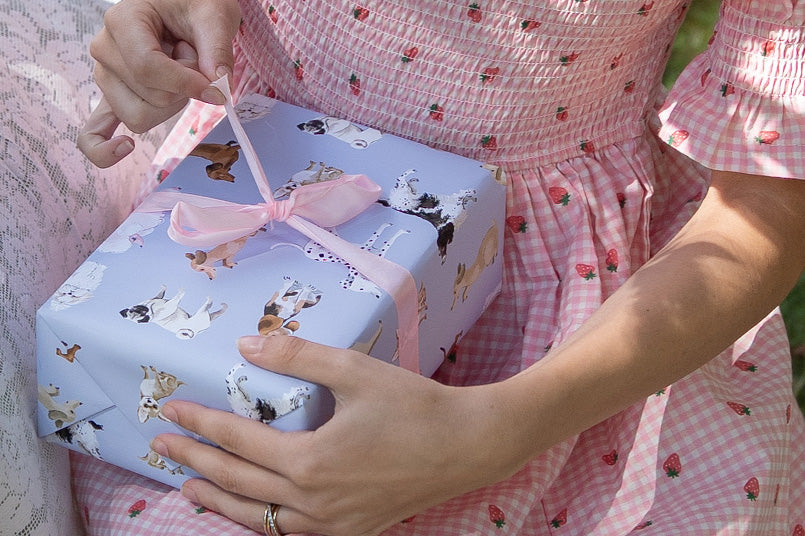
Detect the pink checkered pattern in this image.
<box><xmin>73</xmin><ymin>1</ymin><xmax>805</xmax><ymax>534</ymax></box>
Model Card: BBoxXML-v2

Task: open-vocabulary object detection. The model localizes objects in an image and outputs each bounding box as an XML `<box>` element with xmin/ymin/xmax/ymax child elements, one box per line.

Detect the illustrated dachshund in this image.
<box><xmin>188</xmin><ymin>141</ymin><xmax>241</xmax><ymax>182</ymax></box>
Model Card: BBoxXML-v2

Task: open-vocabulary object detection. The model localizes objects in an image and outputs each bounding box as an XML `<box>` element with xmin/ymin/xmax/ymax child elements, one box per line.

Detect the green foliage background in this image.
<box><xmin>667</xmin><ymin>0</ymin><xmax>805</xmax><ymax>414</ymax></box>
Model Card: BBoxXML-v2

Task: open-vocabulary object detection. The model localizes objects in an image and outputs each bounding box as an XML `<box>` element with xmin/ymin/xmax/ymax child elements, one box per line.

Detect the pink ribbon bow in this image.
<box><xmin>138</xmin><ymin>77</ymin><xmax>420</xmax><ymax>373</ymax></box>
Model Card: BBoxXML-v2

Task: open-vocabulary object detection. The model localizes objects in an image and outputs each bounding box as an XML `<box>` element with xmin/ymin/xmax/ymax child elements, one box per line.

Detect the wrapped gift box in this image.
<box><xmin>36</xmin><ymin>92</ymin><xmax>506</xmax><ymax>488</ymax></box>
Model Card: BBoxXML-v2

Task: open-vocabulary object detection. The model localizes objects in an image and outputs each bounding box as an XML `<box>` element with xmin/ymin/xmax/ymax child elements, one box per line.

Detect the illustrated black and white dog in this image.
<box><xmin>137</xmin><ymin>365</ymin><xmax>186</xmax><ymax>423</ymax></box>
<box><xmin>296</xmin><ymin>116</ymin><xmax>381</xmax><ymax>149</ymax></box>
<box><xmin>258</xmin><ymin>276</ymin><xmax>322</xmax><ymax>336</ymax></box>
<box><xmin>382</xmin><ymin>169</ymin><xmax>477</xmax><ymax>263</ymax></box>
<box><xmin>53</xmin><ymin>419</ymin><xmax>103</xmax><ymax>459</ymax></box>
<box><xmin>120</xmin><ymin>285</ymin><xmax>227</xmax><ymax>339</ymax></box>
<box><xmin>225</xmin><ymin>363</ymin><xmax>310</xmax><ymax>424</ymax></box>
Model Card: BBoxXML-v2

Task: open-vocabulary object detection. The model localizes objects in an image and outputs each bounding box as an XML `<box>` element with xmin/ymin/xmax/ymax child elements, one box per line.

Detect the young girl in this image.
<box><xmin>75</xmin><ymin>0</ymin><xmax>805</xmax><ymax>534</ymax></box>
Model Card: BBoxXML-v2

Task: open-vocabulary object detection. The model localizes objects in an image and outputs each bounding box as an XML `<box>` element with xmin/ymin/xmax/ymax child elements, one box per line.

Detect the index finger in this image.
<box><xmin>76</xmin><ymin>98</ymin><xmax>134</xmax><ymax>168</ymax></box>
<box><xmin>159</xmin><ymin>400</ymin><xmax>298</xmax><ymax>470</ymax></box>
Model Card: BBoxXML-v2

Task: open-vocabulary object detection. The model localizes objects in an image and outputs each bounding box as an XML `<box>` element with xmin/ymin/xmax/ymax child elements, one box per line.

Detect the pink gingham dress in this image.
<box><xmin>71</xmin><ymin>1</ymin><xmax>805</xmax><ymax>534</ymax></box>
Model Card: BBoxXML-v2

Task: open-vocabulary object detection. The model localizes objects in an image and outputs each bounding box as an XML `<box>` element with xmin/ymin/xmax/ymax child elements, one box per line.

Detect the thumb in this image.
<box><xmin>77</xmin><ymin>98</ymin><xmax>134</xmax><ymax>168</ymax></box>
<box><xmin>238</xmin><ymin>335</ymin><xmax>364</xmax><ymax>389</ymax></box>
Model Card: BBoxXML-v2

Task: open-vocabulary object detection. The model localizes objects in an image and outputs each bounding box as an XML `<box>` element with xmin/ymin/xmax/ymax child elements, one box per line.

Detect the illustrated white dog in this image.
<box><xmin>137</xmin><ymin>365</ymin><xmax>186</xmax><ymax>423</ymax></box>
<box><xmin>49</xmin><ymin>261</ymin><xmax>106</xmax><ymax>311</ymax></box>
<box><xmin>119</xmin><ymin>285</ymin><xmax>227</xmax><ymax>339</ymax></box>
<box><xmin>38</xmin><ymin>384</ymin><xmax>82</xmax><ymax>428</ymax></box>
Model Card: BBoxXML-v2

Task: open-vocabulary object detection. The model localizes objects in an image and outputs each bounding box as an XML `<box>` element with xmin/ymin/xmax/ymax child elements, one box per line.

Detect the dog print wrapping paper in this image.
<box><xmin>36</xmin><ymin>92</ymin><xmax>505</xmax><ymax>488</ymax></box>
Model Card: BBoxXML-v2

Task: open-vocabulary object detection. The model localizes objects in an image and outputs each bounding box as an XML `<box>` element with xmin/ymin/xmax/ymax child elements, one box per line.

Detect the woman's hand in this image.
<box><xmin>151</xmin><ymin>336</ymin><xmax>522</xmax><ymax>536</ymax></box>
<box><xmin>78</xmin><ymin>0</ymin><xmax>241</xmax><ymax>168</ymax></box>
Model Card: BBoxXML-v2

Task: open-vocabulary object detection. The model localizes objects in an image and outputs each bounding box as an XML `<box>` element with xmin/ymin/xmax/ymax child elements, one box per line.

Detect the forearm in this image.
<box><xmin>480</xmin><ymin>171</ymin><xmax>805</xmax><ymax>477</ymax></box>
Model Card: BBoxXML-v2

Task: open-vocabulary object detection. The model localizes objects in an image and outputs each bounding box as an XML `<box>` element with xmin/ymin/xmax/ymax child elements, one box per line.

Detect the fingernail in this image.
<box><xmin>113</xmin><ymin>139</ymin><xmax>134</xmax><ymax>158</ymax></box>
<box><xmin>238</xmin><ymin>335</ymin><xmax>266</xmax><ymax>355</ymax></box>
<box><xmin>215</xmin><ymin>65</ymin><xmax>233</xmax><ymax>81</ymax></box>
<box><xmin>201</xmin><ymin>87</ymin><xmax>226</xmax><ymax>105</ymax></box>
<box><xmin>159</xmin><ymin>404</ymin><xmax>177</xmax><ymax>423</ymax></box>
<box><xmin>150</xmin><ymin>437</ymin><xmax>168</xmax><ymax>457</ymax></box>
<box><xmin>181</xmin><ymin>483</ymin><xmax>198</xmax><ymax>504</ymax></box>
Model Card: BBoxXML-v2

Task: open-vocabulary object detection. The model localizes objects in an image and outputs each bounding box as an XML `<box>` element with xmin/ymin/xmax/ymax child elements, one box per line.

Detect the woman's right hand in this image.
<box><xmin>78</xmin><ymin>0</ymin><xmax>241</xmax><ymax>168</ymax></box>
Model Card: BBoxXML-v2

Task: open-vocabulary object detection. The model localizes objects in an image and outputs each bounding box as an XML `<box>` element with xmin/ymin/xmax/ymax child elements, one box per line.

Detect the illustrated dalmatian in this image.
<box><xmin>270</xmin><ymin>223</ymin><xmax>410</xmax><ymax>298</ymax></box>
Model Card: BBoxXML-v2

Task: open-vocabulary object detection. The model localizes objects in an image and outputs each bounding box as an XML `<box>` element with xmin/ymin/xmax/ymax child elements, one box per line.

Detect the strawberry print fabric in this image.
<box><xmin>72</xmin><ymin>1</ymin><xmax>805</xmax><ymax>534</ymax></box>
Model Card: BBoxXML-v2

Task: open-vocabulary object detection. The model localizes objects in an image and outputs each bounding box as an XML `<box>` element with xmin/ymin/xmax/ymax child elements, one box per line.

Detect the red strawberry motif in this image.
<box><xmin>708</xmin><ymin>31</ymin><xmax>718</xmax><ymax>46</ymax></box>
<box><xmin>127</xmin><ymin>499</ymin><xmax>147</xmax><ymax>518</ymax></box>
<box><xmin>429</xmin><ymin>104</ymin><xmax>444</xmax><ymax>121</ymax></box>
<box><xmin>555</xmin><ymin>106</ymin><xmax>569</xmax><ymax>121</ymax></box>
<box><xmin>349</xmin><ymin>74</ymin><xmax>361</xmax><ymax>96</ymax></box>
<box><xmin>293</xmin><ymin>59</ymin><xmax>304</xmax><ymax>80</ymax></box>
<box><xmin>401</xmin><ymin>46</ymin><xmax>418</xmax><ymax>63</ymax></box>
<box><xmin>550</xmin><ymin>508</ymin><xmax>567</xmax><ymax>528</ymax></box>
<box><xmin>721</xmin><ymin>82</ymin><xmax>735</xmax><ymax>97</ymax></box>
<box><xmin>701</xmin><ymin>68</ymin><xmax>711</xmax><ymax>86</ymax></box>
<box><xmin>606</xmin><ymin>249</ymin><xmax>619</xmax><ymax>272</ymax></box>
<box><xmin>635</xmin><ymin>521</ymin><xmax>654</xmax><ymax>530</ymax></box>
<box><xmin>157</xmin><ymin>169</ymin><xmax>169</xmax><ymax>183</ymax></box>
<box><xmin>755</xmin><ymin>131</ymin><xmax>780</xmax><ymax>145</ymax></box>
<box><xmin>401</xmin><ymin>515</ymin><xmax>416</xmax><ymax>524</ymax></box>
<box><xmin>610</xmin><ymin>53</ymin><xmax>623</xmax><ymax>70</ymax></box>
<box><xmin>617</xmin><ymin>192</ymin><xmax>626</xmax><ymax>208</ymax></box>
<box><xmin>602</xmin><ymin>449</ymin><xmax>619</xmax><ymax>465</ymax></box>
<box><xmin>481</xmin><ymin>135</ymin><xmax>497</xmax><ymax>150</ymax></box>
<box><xmin>576</xmin><ymin>264</ymin><xmax>596</xmax><ymax>280</ymax></box>
<box><xmin>268</xmin><ymin>5</ymin><xmax>278</xmax><ymax>23</ymax></box>
<box><xmin>521</xmin><ymin>20</ymin><xmax>541</xmax><ymax>32</ymax></box>
<box><xmin>761</xmin><ymin>41</ymin><xmax>775</xmax><ymax>57</ymax></box>
<box><xmin>662</xmin><ymin>453</ymin><xmax>681</xmax><ymax>478</ymax></box>
<box><xmin>265</xmin><ymin>86</ymin><xmax>276</xmax><ymax>99</ymax></box>
<box><xmin>560</xmin><ymin>52</ymin><xmax>579</xmax><ymax>65</ymax></box>
<box><xmin>727</xmin><ymin>401</ymin><xmax>751</xmax><ymax>416</ymax></box>
<box><xmin>787</xmin><ymin>404</ymin><xmax>792</xmax><ymax>424</ymax></box>
<box><xmin>624</xmin><ymin>80</ymin><xmax>636</xmax><ymax>93</ymax></box>
<box><xmin>744</xmin><ymin>477</ymin><xmax>760</xmax><ymax>501</ymax></box>
<box><xmin>580</xmin><ymin>139</ymin><xmax>596</xmax><ymax>153</ymax></box>
<box><xmin>734</xmin><ymin>360</ymin><xmax>757</xmax><ymax>372</ymax></box>
<box><xmin>668</xmin><ymin>130</ymin><xmax>689</xmax><ymax>147</ymax></box>
<box><xmin>637</xmin><ymin>2</ymin><xmax>654</xmax><ymax>15</ymax></box>
<box><xmin>467</xmin><ymin>3</ymin><xmax>481</xmax><ymax>23</ymax></box>
<box><xmin>353</xmin><ymin>5</ymin><xmax>369</xmax><ymax>20</ymax></box>
<box><xmin>480</xmin><ymin>66</ymin><xmax>500</xmax><ymax>84</ymax></box>
<box><xmin>793</xmin><ymin>524</ymin><xmax>805</xmax><ymax>536</ymax></box>
<box><xmin>506</xmin><ymin>215</ymin><xmax>527</xmax><ymax>233</ymax></box>
<box><xmin>549</xmin><ymin>186</ymin><xmax>570</xmax><ymax>206</ymax></box>
<box><xmin>488</xmin><ymin>505</ymin><xmax>506</xmax><ymax>528</ymax></box>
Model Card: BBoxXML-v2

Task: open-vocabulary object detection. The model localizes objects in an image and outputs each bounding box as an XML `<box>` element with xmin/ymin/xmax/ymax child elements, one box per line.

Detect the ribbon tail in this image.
<box><xmin>286</xmin><ymin>216</ymin><xmax>420</xmax><ymax>374</ymax></box>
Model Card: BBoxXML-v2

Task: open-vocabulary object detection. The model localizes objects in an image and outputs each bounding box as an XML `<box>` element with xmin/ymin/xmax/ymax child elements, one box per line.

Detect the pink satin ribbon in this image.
<box><xmin>138</xmin><ymin>77</ymin><xmax>420</xmax><ymax>373</ymax></box>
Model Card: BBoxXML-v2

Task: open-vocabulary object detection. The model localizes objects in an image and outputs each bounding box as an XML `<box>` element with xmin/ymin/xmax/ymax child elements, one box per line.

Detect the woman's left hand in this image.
<box><xmin>152</xmin><ymin>335</ymin><xmax>517</xmax><ymax>536</ymax></box>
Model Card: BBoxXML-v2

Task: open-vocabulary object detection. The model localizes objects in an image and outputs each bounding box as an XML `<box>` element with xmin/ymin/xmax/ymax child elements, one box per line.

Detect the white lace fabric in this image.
<box><xmin>0</xmin><ymin>1</ymin><xmax>169</xmax><ymax>533</ymax></box>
